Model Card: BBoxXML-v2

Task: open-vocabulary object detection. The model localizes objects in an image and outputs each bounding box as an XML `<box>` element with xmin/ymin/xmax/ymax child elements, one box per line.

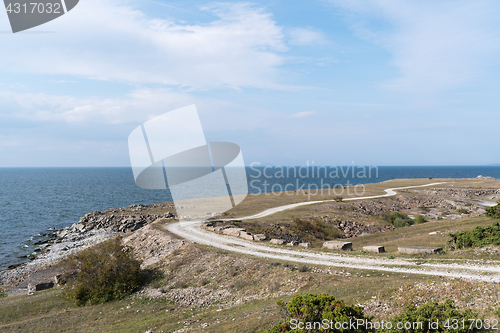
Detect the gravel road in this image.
<box><xmin>165</xmin><ymin>183</ymin><xmax>500</xmax><ymax>282</ymax></box>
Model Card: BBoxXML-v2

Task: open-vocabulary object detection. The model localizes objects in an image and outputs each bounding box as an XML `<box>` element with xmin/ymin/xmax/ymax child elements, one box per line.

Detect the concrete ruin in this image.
<box><xmin>363</xmin><ymin>246</ymin><xmax>385</xmax><ymax>253</ymax></box>
<box><xmin>270</xmin><ymin>239</ymin><xmax>285</xmax><ymax>245</ymax></box>
<box><xmin>222</xmin><ymin>228</ymin><xmax>245</xmax><ymax>237</ymax></box>
<box><xmin>398</xmin><ymin>246</ymin><xmax>443</xmax><ymax>255</ymax></box>
<box><xmin>322</xmin><ymin>241</ymin><xmax>353</xmax><ymax>251</ymax></box>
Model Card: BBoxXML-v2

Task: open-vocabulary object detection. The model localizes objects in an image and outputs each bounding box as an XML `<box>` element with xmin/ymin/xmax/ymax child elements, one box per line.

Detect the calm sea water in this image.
<box><xmin>1</xmin><ymin>166</ymin><xmax>499</xmax><ymax>269</ymax></box>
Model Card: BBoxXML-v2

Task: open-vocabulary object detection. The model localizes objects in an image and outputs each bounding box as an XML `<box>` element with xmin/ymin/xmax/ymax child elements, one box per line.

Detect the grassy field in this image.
<box><xmin>0</xmin><ymin>268</ymin><xmax>442</xmax><ymax>333</ymax></box>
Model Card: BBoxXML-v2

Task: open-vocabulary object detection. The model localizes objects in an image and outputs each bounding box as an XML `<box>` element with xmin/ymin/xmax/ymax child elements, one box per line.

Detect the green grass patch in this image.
<box><xmin>448</xmin><ymin>222</ymin><xmax>500</xmax><ymax>250</ymax></box>
<box><xmin>62</xmin><ymin>237</ymin><xmax>145</xmax><ymax>306</ymax></box>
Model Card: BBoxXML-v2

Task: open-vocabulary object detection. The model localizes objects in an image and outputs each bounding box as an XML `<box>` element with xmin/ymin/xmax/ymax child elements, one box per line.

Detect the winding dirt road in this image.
<box><xmin>165</xmin><ymin>183</ymin><xmax>500</xmax><ymax>282</ymax></box>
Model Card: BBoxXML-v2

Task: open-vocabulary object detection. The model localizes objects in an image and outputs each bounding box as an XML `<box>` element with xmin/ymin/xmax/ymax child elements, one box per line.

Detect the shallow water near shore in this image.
<box><xmin>1</xmin><ymin>166</ymin><xmax>499</xmax><ymax>270</ymax></box>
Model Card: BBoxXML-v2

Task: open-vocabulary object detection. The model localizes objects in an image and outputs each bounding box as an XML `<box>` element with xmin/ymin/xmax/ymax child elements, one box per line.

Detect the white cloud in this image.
<box><xmin>0</xmin><ymin>1</ymin><xmax>291</xmax><ymax>90</ymax></box>
<box><xmin>291</xmin><ymin>111</ymin><xmax>315</xmax><ymax>118</ymax></box>
<box><xmin>0</xmin><ymin>88</ymin><xmax>285</xmax><ymax>131</ymax></box>
<box><xmin>329</xmin><ymin>0</ymin><xmax>500</xmax><ymax>91</ymax></box>
<box><xmin>0</xmin><ymin>88</ymin><xmax>196</xmax><ymax>124</ymax></box>
<box><xmin>288</xmin><ymin>27</ymin><xmax>327</xmax><ymax>46</ymax></box>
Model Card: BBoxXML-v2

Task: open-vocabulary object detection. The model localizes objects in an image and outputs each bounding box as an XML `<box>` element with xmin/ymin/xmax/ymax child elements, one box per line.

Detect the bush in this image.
<box><xmin>415</xmin><ymin>215</ymin><xmax>427</xmax><ymax>224</ymax></box>
<box><xmin>62</xmin><ymin>237</ymin><xmax>145</xmax><ymax>306</ymax></box>
<box><xmin>333</xmin><ymin>196</ymin><xmax>343</xmax><ymax>202</ymax></box>
<box><xmin>495</xmin><ymin>308</ymin><xmax>500</xmax><ymax>318</ymax></box>
<box><xmin>378</xmin><ymin>299</ymin><xmax>481</xmax><ymax>333</ymax></box>
<box><xmin>298</xmin><ymin>265</ymin><xmax>310</xmax><ymax>272</ymax></box>
<box><xmin>293</xmin><ymin>217</ymin><xmax>344</xmax><ymax>240</ymax></box>
<box><xmin>262</xmin><ymin>293</ymin><xmax>370</xmax><ymax>332</ymax></box>
<box><xmin>456</xmin><ymin>208</ymin><xmax>470</xmax><ymax>214</ymax></box>
<box><xmin>485</xmin><ymin>203</ymin><xmax>500</xmax><ymax>218</ymax></box>
<box><xmin>448</xmin><ymin>222</ymin><xmax>500</xmax><ymax>249</ymax></box>
<box><xmin>382</xmin><ymin>211</ymin><xmax>415</xmax><ymax>228</ymax></box>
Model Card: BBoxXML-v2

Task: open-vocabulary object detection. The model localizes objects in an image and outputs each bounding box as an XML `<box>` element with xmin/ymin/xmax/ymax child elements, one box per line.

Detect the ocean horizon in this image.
<box><xmin>1</xmin><ymin>165</ymin><xmax>499</xmax><ymax>270</ymax></box>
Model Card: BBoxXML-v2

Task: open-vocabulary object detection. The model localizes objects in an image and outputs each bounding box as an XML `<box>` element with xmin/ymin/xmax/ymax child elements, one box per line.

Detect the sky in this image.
<box><xmin>0</xmin><ymin>0</ymin><xmax>499</xmax><ymax>167</ymax></box>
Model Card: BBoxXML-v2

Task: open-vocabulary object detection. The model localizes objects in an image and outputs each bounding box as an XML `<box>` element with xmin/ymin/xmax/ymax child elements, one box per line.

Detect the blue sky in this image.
<box><xmin>1</xmin><ymin>0</ymin><xmax>499</xmax><ymax>167</ymax></box>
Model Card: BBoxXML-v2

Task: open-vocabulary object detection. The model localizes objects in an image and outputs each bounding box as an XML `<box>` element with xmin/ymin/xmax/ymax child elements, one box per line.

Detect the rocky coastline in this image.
<box><xmin>0</xmin><ymin>203</ymin><xmax>176</xmax><ymax>295</ymax></box>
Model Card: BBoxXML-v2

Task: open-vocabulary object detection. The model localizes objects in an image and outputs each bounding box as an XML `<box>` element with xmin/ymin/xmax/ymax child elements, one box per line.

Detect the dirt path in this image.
<box><xmin>165</xmin><ymin>183</ymin><xmax>500</xmax><ymax>282</ymax></box>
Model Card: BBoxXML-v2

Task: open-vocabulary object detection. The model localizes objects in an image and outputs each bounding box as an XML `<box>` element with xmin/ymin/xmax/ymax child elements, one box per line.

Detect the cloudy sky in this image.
<box><xmin>1</xmin><ymin>0</ymin><xmax>499</xmax><ymax>167</ymax></box>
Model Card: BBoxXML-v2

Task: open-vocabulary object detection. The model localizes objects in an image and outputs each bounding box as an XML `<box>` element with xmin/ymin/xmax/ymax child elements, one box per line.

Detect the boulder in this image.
<box><xmin>222</xmin><ymin>228</ymin><xmax>245</xmax><ymax>237</ymax></box>
<box><xmin>299</xmin><ymin>242</ymin><xmax>313</xmax><ymax>248</ymax></box>
<box><xmin>287</xmin><ymin>241</ymin><xmax>298</xmax><ymax>247</ymax></box>
<box><xmin>253</xmin><ymin>234</ymin><xmax>266</xmax><ymax>241</ymax></box>
<box><xmin>323</xmin><ymin>241</ymin><xmax>353</xmax><ymax>251</ymax></box>
<box><xmin>363</xmin><ymin>246</ymin><xmax>385</xmax><ymax>253</ymax></box>
<box><xmin>270</xmin><ymin>239</ymin><xmax>285</xmax><ymax>245</ymax></box>
<box><xmin>239</xmin><ymin>231</ymin><xmax>254</xmax><ymax>241</ymax></box>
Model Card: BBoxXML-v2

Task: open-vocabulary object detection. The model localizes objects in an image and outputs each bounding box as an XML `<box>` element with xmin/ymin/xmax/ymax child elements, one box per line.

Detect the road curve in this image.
<box><xmin>165</xmin><ymin>183</ymin><xmax>500</xmax><ymax>282</ymax></box>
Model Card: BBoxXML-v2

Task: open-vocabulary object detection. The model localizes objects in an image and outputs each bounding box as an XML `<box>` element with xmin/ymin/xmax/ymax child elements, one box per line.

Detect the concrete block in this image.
<box><xmin>239</xmin><ymin>231</ymin><xmax>254</xmax><ymax>240</ymax></box>
<box><xmin>398</xmin><ymin>246</ymin><xmax>442</xmax><ymax>255</ymax></box>
<box><xmin>323</xmin><ymin>241</ymin><xmax>353</xmax><ymax>251</ymax></box>
<box><xmin>27</xmin><ymin>282</ymin><xmax>54</xmax><ymax>294</ymax></box>
<box><xmin>222</xmin><ymin>228</ymin><xmax>245</xmax><ymax>237</ymax></box>
<box><xmin>363</xmin><ymin>246</ymin><xmax>385</xmax><ymax>253</ymax></box>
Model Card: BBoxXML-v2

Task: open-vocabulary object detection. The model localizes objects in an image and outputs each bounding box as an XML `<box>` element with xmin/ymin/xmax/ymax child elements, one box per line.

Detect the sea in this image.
<box><xmin>1</xmin><ymin>166</ymin><xmax>500</xmax><ymax>270</ymax></box>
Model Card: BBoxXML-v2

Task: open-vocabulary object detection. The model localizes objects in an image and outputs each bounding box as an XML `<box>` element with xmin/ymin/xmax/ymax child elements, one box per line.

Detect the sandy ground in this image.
<box><xmin>165</xmin><ymin>183</ymin><xmax>500</xmax><ymax>282</ymax></box>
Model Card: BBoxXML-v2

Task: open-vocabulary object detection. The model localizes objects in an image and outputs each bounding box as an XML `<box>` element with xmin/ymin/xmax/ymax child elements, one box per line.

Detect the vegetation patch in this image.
<box><xmin>293</xmin><ymin>217</ymin><xmax>344</xmax><ymax>241</ymax></box>
<box><xmin>62</xmin><ymin>237</ymin><xmax>145</xmax><ymax>306</ymax></box>
<box><xmin>448</xmin><ymin>222</ymin><xmax>500</xmax><ymax>249</ymax></box>
<box><xmin>382</xmin><ymin>211</ymin><xmax>415</xmax><ymax>228</ymax></box>
<box><xmin>262</xmin><ymin>293</ymin><xmax>369</xmax><ymax>333</ymax></box>
<box><xmin>485</xmin><ymin>203</ymin><xmax>500</xmax><ymax>218</ymax></box>
<box><xmin>380</xmin><ymin>299</ymin><xmax>481</xmax><ymax>333</ymax></box>
<box><xmin>263</xmin><ymin>294</ymin><xmax>483</xmax><ymax>333</ymax></box>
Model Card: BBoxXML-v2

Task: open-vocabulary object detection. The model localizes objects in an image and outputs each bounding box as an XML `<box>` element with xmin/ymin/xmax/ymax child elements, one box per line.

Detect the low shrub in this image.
<box><xmin>62</xmin><ymin>237</ymin><xmax>145</xmax><ymax>306</ymax></box>
<box><xmin>448</xmin><ymin>222</ymin><xmax>500</xmax><ymax>249</ymax></box>
<box><xmin>456</xmin><ymin>208</ymin><xmax>470</xmax><ymax>214</ymax></box>
<box><xmin>495</xmin><ymin>308</ymin><xmax>500</xmax><ymax>318</ymax></box>
<box><xmin>293</xmin><ymin>217</ymin><xmax>344</xmax><ymax>240</ymax></box>
<box><xmin>382</xmin><ymin>211</ymin><xmax>415</xmax><ymax>228</ymax></box>
<box><xmin>485</xmin><ymin>203</ymin><xmax>500</xmax><ymax>218</ymax></box>
<box><xmin>391</xmin><ymin>218</ymin><xmax>414</xmax><ymax>228</ymax></box>
<box><xmin>298</xmin><ymin>265</ymin><xmax>310</xmax><ymax>272</ymax></box>
<box><xmin>415</xmin><ymin>215</ymin><xmax>427</xmax><ymax>224</ymax></box>
<box><xmin>262</xmin><ymin>293</ymin><xmax>370</xmax><ymax>333</ymax></box>
<box><xmin>378</xmin><ymin>299</ymin><xmax>481</xmax><ymax>333</ymax></box>
<box><xmin>332</xmin><ymin>196</ymin><xmax>343</xmax><ymax>202</ymax></box>
<box><xmin>263</xmin><ymin>296</ymin><xmax>482</xmax><ymax>333</ymax></box>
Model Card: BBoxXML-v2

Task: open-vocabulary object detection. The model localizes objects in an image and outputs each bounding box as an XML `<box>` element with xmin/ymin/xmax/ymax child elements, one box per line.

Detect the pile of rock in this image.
<box><xmin>63</xmin><ymin>207</ymin><xmax>175</xmax><ymax>235</ymax></box>
<box><xmin>202</xmin><ymin>221</ymin><xmax>266</xmax><ymax>242</ymax></box>
<box><xmin>136</xmin><ymin>286</ymin><xmax>232</xmax><ymax>308</ymax></box>
<box><xmin>336</xmin><ymin>220</ymin><xmax>374</xmax><ymax>238</ymax></box>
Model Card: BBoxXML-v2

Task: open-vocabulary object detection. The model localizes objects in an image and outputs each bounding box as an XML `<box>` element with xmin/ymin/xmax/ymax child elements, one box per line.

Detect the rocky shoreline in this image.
<box><xmin>0</xmin><ymin>203</ymin><xmax>176</xmax><ymax>294</ymax></box>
